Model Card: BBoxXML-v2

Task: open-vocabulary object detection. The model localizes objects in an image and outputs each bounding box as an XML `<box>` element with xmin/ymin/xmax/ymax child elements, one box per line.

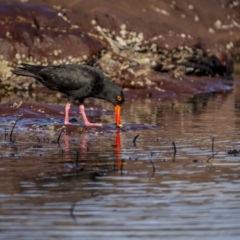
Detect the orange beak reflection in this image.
<box><xmin>115</xmin><ymin>131</ymin><xmax>122</xmax><ymax>170</ymax></box>
<box><xmin>115</xmin><ymin>105</ymin><xmax>121</xmax><ymax>128</ymax></box>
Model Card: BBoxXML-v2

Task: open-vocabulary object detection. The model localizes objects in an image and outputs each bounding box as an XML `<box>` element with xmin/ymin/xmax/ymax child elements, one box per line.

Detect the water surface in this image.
<box><xmin>0</xmin><ymin>80</ymin><xmax>240</xmax><ymax>240</ymax></box>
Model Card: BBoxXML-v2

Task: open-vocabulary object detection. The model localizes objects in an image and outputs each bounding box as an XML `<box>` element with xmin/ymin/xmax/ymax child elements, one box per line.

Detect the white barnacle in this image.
<box><xmin>194</xmin><ymin>15</ymin><xmax>199</xmax><ymax>21</ymax></box>
<box><xmin>116</xmin><ymin>36</ymin><xmax>127</xmax><ymax>47</ymax></box>
<box><xmin>155</xmin><ymin>87</ymin><xmax>166</xmax><ymax>92</ymax></box>
<box><xmin>134</xmin><ymin>45</ymin><xmax>141</xmax><ymax>51</ymax></box>
<box><xmin>15</xmin><ymin>53</ymin><xmax>20</xmax><ymax>60</ymax></box>
<box><xmin>138</xmin><ymin>32</ymin><xmax>144</xmax><ymax>41</ymax></box>
<box><xmin>96</xmin><ymin>26</ymin><xmax>102</xmax><ymax>32</ymax></box>
<box><xmin>151</xmin><ymin>43</ymin><xmax>157</xmax><ymax>50</ymax></box>
<box><xmin>214</xmin><ymin>20</ymin><xmax>222</xmax><ymax>29</ymax></box>
<box><xmin>131</xmin><ymin>31</ymin><xmax>137</xmax><ymax>38</ymax></box>
<box><xmin>102</xmin><ymin>27</ymin><xmax>107</xmax><ymax>33</ymax></box>
<box><xmin>131</xmin><ymin>37</ymin><xmax>137</xmax><ymax>43</ymax></box>
<box><xmin>145</xmin><ymin>77</ymin><xmax>152</xmax><ymax>85</ymax></box>
<box><xmin>120</xmin><ymin>29</ymin><xmax>126</xmax><ymax>37</ymax></box>
<box><xmin>233</xmin><ymin>1</ymin><xmax>239</xmax><ymax>6</ymax></box>
<box><xmin>6</xmin><ymin>31</ymin><xmax>11</xmax><ymax>38</ymax></box>
<box><xmin>226</xmin><ymin>41</ymin><xmax>234</xmax><ymax>50</ymax></box>
<box><xmin>120</xmin><ymin>24</ymin><xmax>126</xmax><ymax>30</ymax></box>
<box><xmin>53</xmin><ymin>50</ymin><xmax>58</xmax><ymax>56</ymax></box>
<box><xmin>71</xmin><ymin>25</ymin><xmax>79</xmax><ymax>29</ymax></box>
<box><xmin>53</xmin><ymin>5</ymin><xmax>61</xmax><ymax>10</ymax></box>
<box><xmin>188</xmin><ymin>4</ymin><xmax>194</xmax><ymax>10</ymax></box>
<box><xmin>208</xmin><ymin>28</ymin><xmax>215</xmax><ymax>34</ymax></box>
<box><xmin>155</xmin><ymin>7</ymin><xmax>170</xmax><ymax>16</ymax></box>
<box><xmin>180</xmin><ymin>33</ymin><xmax>186</xmax><ymax>38</ymax></box>
<box><xmin>126</xmin><ymin>38</ymin><xmax>133</xmax><ymax>45</ymax></box>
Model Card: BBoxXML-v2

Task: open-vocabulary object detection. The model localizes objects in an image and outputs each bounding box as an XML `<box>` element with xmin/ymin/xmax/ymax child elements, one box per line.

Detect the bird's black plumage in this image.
<box><xmin>12</xmin><ymin>63</ymin><xmax>125</xmax><ymax>127</ymax></box>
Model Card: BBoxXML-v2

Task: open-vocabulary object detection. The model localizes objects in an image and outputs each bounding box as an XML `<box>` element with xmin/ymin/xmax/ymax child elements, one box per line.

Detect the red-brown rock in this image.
<box><xmin>0</xmin><ymin>0</ymin><xmax>239</xmax><ymax>97</ymax></box>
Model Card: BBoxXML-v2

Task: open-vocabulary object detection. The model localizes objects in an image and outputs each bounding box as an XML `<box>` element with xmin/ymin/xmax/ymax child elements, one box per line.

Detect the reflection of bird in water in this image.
<box><xmin>63</xmin><ymin>133</ymin><xmax>89</xmax><ymax>172</ymax></box>
<box><xmin>12</xmin><ymin>64</ymin><xmax>125</xmax><ymax>127</ymax></box>
<box><xmin>64</xmin><ymin>132</ymin><xmax>122</xmax><ymax>172</ymax></box>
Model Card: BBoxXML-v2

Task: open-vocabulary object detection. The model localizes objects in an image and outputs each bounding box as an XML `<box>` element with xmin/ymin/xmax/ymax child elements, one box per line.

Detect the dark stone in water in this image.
<box><xmin>227</xmin><ymin>149</ymin><xmax>239</xmax><ymax>156</ymax></box>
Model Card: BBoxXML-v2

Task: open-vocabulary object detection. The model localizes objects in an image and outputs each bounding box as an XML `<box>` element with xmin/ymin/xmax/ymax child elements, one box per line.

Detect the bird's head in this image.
<box><xmin>97</xmin><ymin>80</ymin><xmax>125</xmax><ymax>128</ymax></box>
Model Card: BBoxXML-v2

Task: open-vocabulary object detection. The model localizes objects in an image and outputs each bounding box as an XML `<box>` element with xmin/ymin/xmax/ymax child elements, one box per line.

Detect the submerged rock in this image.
<box><xmin>0</xmin><ymin>0</ymin><xmax>239</xmax><ymax>97</ymax></box>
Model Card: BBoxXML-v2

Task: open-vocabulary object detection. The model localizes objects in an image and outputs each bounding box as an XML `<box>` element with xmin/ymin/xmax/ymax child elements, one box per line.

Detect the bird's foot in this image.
<box><xmin>84</xmin><ymin>122</ymin><xmax>103</xmax><ymax>127</ymax></box>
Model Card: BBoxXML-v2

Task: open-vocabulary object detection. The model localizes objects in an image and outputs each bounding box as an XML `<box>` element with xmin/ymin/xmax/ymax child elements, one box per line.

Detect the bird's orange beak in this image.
<box><xmin>115</xmin><ymin>105</ymin><xmax>122</xmax><ymax>128</ymax></box>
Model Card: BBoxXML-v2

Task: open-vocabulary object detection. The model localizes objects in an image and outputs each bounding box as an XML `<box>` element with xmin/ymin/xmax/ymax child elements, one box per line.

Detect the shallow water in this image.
<box><xmin>1</xmin><ymin>80</ymin><xmax>240</xmax><ymax>240</ymax></box>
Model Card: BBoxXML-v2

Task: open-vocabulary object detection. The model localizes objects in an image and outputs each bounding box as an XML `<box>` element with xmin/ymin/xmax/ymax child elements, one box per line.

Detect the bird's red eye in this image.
<box><xmin>117</xmin><ymin>96</ymin><xmax>122</xmax><ymax>101</ymax></box>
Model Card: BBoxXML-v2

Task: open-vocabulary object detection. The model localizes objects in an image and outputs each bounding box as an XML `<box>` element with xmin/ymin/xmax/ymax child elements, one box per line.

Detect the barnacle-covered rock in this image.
<box><xmin>0</xmin><ymin>0</ymin><xmax>239</xmax><ymax>97</ymax></box>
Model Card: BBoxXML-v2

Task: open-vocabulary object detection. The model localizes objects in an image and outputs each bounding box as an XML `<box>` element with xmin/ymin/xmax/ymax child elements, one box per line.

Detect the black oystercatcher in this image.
<box><xmin>12</xmin><ymin>64</ymin><xmax>124</xmax><ymax>127</ymax></box>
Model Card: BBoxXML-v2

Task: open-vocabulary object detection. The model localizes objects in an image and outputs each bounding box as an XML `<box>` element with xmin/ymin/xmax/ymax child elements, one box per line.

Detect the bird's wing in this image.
<box><xmin>38</xmin><ymin>65</ymin><xmax>105</xmax><ymax>92</ymax></box>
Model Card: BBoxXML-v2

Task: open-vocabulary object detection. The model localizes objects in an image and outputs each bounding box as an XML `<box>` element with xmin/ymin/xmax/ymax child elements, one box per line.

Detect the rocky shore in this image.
<box><xmin>0</xmin><ymin>0</ymin><xmax>239</xmax><ymax>97</ymax></box>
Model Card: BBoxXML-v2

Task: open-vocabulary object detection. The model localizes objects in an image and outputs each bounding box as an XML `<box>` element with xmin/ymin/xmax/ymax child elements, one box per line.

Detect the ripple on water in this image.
<box><xmin>1</xmin><ymin>87</ymin><xmax>240</xmax><ymax>239</ymax></box>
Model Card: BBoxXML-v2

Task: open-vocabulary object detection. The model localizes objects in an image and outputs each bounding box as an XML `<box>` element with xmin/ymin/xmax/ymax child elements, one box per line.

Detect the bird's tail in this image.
<box><xmin>11</xmin><ymin>63</ymin><xmax>43</xmax><ymax>78</ymax></box>
<box><xmin>11</xmin><ymin>69</ymin><xmax>35</xmax><ymax>78</ymax></box>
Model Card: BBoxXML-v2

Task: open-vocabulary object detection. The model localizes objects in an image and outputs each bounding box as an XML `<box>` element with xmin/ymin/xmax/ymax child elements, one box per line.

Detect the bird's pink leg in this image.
<box><xmin>64</xmin><ymin>102</ymin><xmax>71</xmax><ymax>124</ymax></box>
<box><xmin>79</xmin><ymin>104</ymin><xmax>102</xmax><ymax>127</ymax></box>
